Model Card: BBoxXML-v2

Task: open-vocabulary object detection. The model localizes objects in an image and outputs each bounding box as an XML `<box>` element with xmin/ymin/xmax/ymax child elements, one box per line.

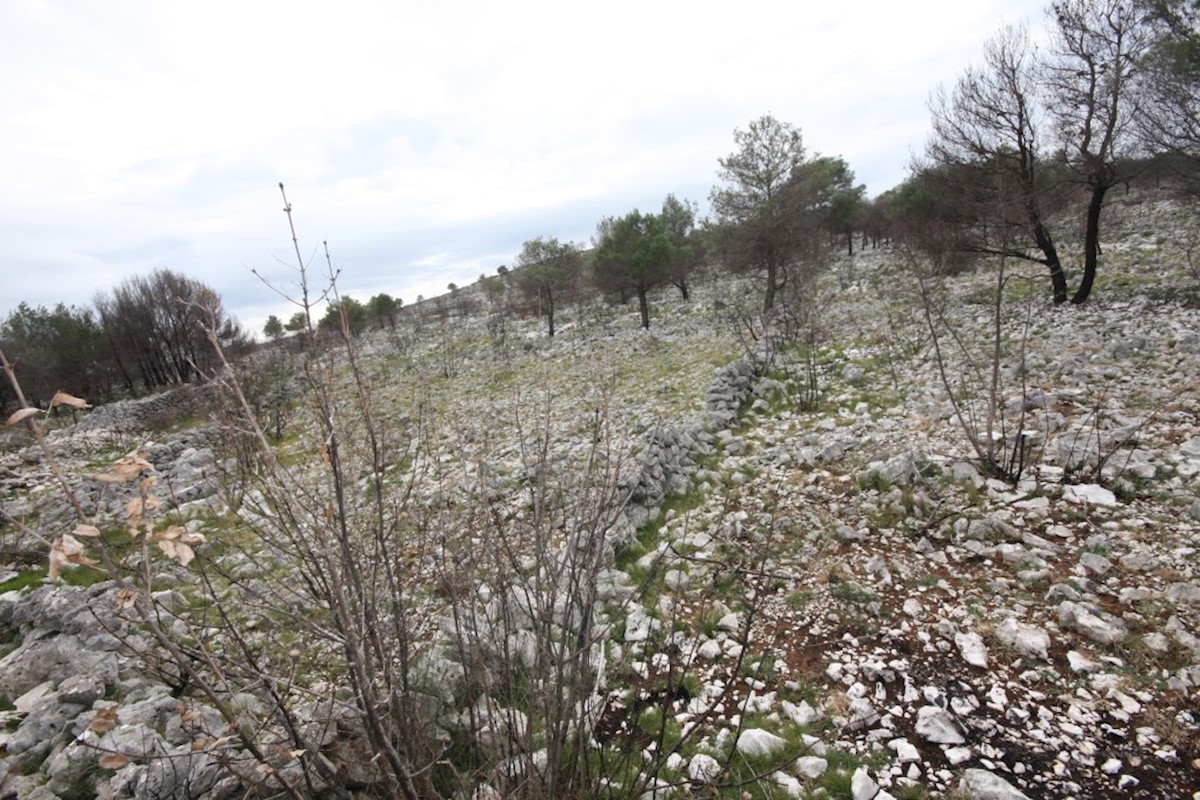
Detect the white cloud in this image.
<box><xmin>1</xmin><ymin>0</ymin><xmax>1049</xmax><ymax>332</ymax></box>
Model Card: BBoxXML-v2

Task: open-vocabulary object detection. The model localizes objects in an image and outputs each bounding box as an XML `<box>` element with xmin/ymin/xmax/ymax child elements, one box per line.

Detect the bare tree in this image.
<box><xmin>1044</xmin><ymin>0</ymin><xmax>1153</xmax><ymax>303</ymax></box>
<box><xmin>1135</xmin><ymin>0</ymin><xmax>1200</xmax><ymax>181</ymax></box>
<box><xmin>927</xmin><ymin>24</ymin><xmax>1072</xmax><ymax>303</ymax></box>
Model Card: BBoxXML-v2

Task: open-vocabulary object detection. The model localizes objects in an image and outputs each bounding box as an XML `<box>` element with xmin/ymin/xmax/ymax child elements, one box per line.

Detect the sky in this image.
<box><xmin>1</xmin><ymin>0</ymin><xmax>1050</xmax><ymax>335</ymax></box>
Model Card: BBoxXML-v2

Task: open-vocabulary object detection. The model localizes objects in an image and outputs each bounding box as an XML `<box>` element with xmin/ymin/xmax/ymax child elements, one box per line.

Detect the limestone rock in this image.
<box><xmin>736</xmin><ymin>728</ymin><xmax>788</xmax><ymax>758</ymax></box>
<box><xmin>958</xmin><ymin>767</ymin><xmax>1031</xmax><ymax>799</ymax></box>
<box><xmin>955</xmin><ymin>631</ymin><xmax>988</xmax><ymax>668</ymax></box>
<box><xmin>1062</xmin><ymin>484</ymin><xmax>1118</xmax><ymax>507</ymax></box>
<box><xmin>995</xmin><ymin>618</ymin><xmax>1051</xmax><ymax>661</ymax></box>
<box><xmin>915</xmin><ymin>706</ymin><xmax>966</xmax><ymax>745</ymax></box>
<box><xmin>1058</xmin><ymin>600</ymin><xmax>1127</xmax><ymax>645</ymax></box>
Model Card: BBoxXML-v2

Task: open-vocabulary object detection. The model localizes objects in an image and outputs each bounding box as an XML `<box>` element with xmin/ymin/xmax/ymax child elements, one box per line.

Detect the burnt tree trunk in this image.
<box><xmin>1072</xmin><ymin>181</ymin><xmax>1110</xmax><ymax>304</ymax></box>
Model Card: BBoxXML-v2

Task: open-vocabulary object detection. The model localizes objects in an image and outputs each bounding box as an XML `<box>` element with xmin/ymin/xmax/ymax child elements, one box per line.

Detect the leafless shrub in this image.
<box><xmin>906</xmin><ymin>246</ymin><xmax>1045</xmax><ymax>482</ymax></box>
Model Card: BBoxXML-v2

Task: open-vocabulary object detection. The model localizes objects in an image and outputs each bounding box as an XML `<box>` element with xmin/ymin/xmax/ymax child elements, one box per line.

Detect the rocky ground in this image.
<box><xmin>0</xmin><ymin>188</ymin><xmax>1198</xmax><ymax>799</ymax></box>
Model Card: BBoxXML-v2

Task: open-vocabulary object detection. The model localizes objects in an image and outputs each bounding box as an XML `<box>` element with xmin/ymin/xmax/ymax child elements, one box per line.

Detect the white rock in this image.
<box><xmin>781</xmin><ymin>699</ymin><xmax>820</xmax><ymax>726</ymax></box>
<box><xmin>625</xmin><ymin>607</ymin><xmax>653</xmax><ymax>643</ymax></box>
<box><xmin>914</xmin><ymin>706</ymin><xmax>966</xmax><ymax>745</ymax></box>
<box><xmin>1067</xmin><ymin>650</ymin><xmax>1100</xmax><ymax>672</ymax></box>
<box><xmin>688</xmin><ymin>753</ymin><xmax>721</xmax><ymax>782</ymax></box>
<box><xmin>735</xmin><ymin>728</ymin><xmax>788</xmax><ymax>758</ymax></box>
<box><xmin>902</xmin><ymin>598</ymin><xmax>924</xmax><ymax>617</ymax></box>
<box><xmin>1143</xmin><ymin>632</ymin><xmax>1170</xmax><ymax>652</ymax></box>
<box><xmin>697</xmin><ymin>638</ymin><xmax>722</xmax><ymax>661</ymax></box>
<box><xmin>773</xmin><ymin>770</ymin><xmax>803</xmax><ymax>798</ymax></box>
<box><xmin>1165</xmin><ymin>582</ymin><xmax>1200</xmax><ymax>604</ymax></box>
<box><xmin>663</xmin><ymin>569</ymin><xmax>689</xmax><ymax>589</ymax></box>
<box><xmin>888</xmin><ymin>737</ymin><xmax>921</xmax><ymax>763</ymax></box>
<box><xmin>1062</xmin><ymin>484</ymin><xmax>1118</xmax><ymax>507</ymax></box>
<box><xmin>13</xmin><ymin>682</ymin><xmax>56</xmax><ymax>714</ymax></box>
<box><xmin>717</xmin><ymin>612</ymin><xmax>743</xmax><ymax>633</ymax></box>
<box><xmin>1058</xmin><ymin>601</ymin><xmax>1127</xmax><ymax>644</ymax></box>
<box><xmin>946</xmin><ymin>746</ymin><xmax>973</xmax><ymax>765</ymax></box>
<box><xmin>851</xmin><ymin>766</ymin><xmax>879</xmax><ymax>800</ymax></box>
<box><xmin>1079</xmin><ymin>552</ymin><xmax>1112</xmax><ymax>574</ymax></box>
<box><xmin>996</xmin><ymin>618</ymin><xmax>1051</xmax><ymax>660</ymax></box>
<box><xmin>795</xmin><ymin>755</ymin><xmax>828</xmax><ymax>779</ymax></box>
<box><xmin>956</xmin><ymin>631</ymin><xmax>989</xmax><ymax>668</ymax></box>
<box><xmin>958</xmin><ymin>767</ymin><xmax>1031</xmax><ymax>799</ymax></box>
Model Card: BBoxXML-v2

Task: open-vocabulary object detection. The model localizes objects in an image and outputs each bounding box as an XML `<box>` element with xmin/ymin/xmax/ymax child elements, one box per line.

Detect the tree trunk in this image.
<box><xmin>845</xmin><ymin>230</ymin><xmax>854</xmax><ymax>256</ymax></box>
<box><xmin>637</xmin><ymin>287</ymin><xmax>651</xmax><ymax>330</ymax></box>
<box><xmin>1030</xmin><ymin>217</ymin><xmax>1068</xmax><ymax>304</ymax></box>
<box><xmin>1072</xmin><ymin>182</ymin><xmax>1109</xmax><ymax>304</ymax></box>
<box><xmin>674</xmin><ymin>277</ymin><xmax>689</xmax><ymax>301</ymax></box>
<box><xmin>764</xmin><ymin>259</ymin><xmax>778</xmax><ymax>313</ymax></box>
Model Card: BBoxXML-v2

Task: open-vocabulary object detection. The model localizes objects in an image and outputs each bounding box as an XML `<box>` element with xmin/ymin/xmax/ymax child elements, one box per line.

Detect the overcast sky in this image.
<box><xmin>1</xmin><ymin>0</ymin><xmax>1049</xmax><ymax>334</ymax></box>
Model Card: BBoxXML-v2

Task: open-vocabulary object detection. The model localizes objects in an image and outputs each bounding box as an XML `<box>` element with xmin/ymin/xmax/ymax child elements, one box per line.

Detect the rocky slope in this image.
<box><xmin>0</xmin><ymin>189</ymin><xmax>1198</xmax><ymax>799</ymax></box>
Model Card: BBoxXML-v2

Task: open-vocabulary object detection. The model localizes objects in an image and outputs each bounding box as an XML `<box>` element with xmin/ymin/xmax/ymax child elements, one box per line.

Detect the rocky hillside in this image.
<box><xmin>1</xmin><ymin>187</ymin><xmax>1198</xmax><ymax>799</ymax></box>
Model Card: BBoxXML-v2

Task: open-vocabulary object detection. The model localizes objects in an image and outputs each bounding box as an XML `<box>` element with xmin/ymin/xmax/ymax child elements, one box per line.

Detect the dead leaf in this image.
<box><xmin>50</xmin><ymin>391</ymin><xmax>91</xmax><ymax>411</ymax></box>
<box><xmin>158</xmin><ymin>525</ymin><xmax>184</xmax><ymax>541</ymax></box>
<box><xmin>73</xmin><ymin>523</ymin><xmax>102</xmax><ymax>538</ymax></box>
<box><xmin>126</xmin><ymin>497</ymin><xmax>145</xmax><ymax>523</ymax></box>
<box><xmin>88</xmin><ymin>706</ymin><xmax>119</xmax><ymax>733</ymax></box>
<box><xmin>180</xmin><ymin>531</ymin><xmax>206</xmax><ymax>545</ymax></box>
<box><xmin>174</xmin><ymin>542</ymin><xmax>195</xmax><ymax>567</ymax></box>
<box><xmin>98</xmin><ymin>752</ymin><xmax>130</xmax><ymax>770</ymax></box>
<box><xmin>51</xmin><ymin>534</ymin><xmax>97</xmax><ymax>572</ymax></box>
<box><xmin>5</xmin><ymin>407</ymin><xmax>40</xmax><ymax>427</ymax></box>
<box><xmin>59</xmin><ymin>533</ymin><xmax>85</xmax><ymax>556</ymax></box>
<box><xmin>115</xmin><ymin>587</ymin><xmax>136</xmax><ymax>610</ymax></box>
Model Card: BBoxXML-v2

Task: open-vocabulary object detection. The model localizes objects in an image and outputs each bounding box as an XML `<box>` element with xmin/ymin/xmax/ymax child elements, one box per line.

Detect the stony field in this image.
<box><xmin>1</xmin><ymin>188</ymin><xmax>1198</xmax><ymax>799</ymax></box>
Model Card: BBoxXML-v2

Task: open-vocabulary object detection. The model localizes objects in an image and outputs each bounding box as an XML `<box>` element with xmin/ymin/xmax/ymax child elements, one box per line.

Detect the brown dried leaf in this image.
<box><xmin>158</xmin><ymin>525</ymin><xmax>184</xmax><ymax>541</ymax></box>
<box><xmin>67</xmin><ymin>551</ymin><xmax>98</xmax><ymax>568</ymax></box>
<box><xmin>115</xmin><ymin>587</ymin><xmax>137</xmax><ymax>610</ymax></box>
<box><xmin>98</xmin><ymin>752</ymin><xmax>130</xmax><ymax>770</ymax></box>
<box><xmin>5</xmin><ymin>408</ymin><xmax>40</xmax><ymax>427</ymax></box>
<box><xmin>99</xmin><ymin>462</ymin><xmax>144</xmax><ymax>484</ymax></box>
<box><xmin>174</xmin><ymin>542</ymin><xmax>195</xmax><ymax>567</ymax></box>
<box><xmin>49</xmin><ymin>533</ymin><xmax>97</xmax><ymax>570</ymax></box>
<box><xmin>180</xmin><ymin>531</ymin><xmax>206</xmax><ymax>545</ymax></box>
<box><xmin>47</xmin><ymin>553</ymin><xmax>64</xmax><ymax>581</ymax></box>
<box><xmin>157</xmin><ymin>540</ymin><xmax>177</xmax><ymax>560</ymax></box>
<box><xmin>89</xmin><ymin>707</ymin><xmax>120</xmax><ymax>733</ymax></box>
<box><xmin>73</xmin><ymin>523</ymin><xmax>102</xmax><ymax>538</ymax></box>
<box><xmin>59</xmin><ymin>533</ymin><xmax>85</xmax><ymax>557</ymax></box>
<box><xmin>126</xmin><ymin>497</ymin><xmax>144</xmax><ymax>522</ymax></box>
<box><xmin>50</xmin><ymin>391</ymin><xmax>91</xmax><ymax>410</ymax></box>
